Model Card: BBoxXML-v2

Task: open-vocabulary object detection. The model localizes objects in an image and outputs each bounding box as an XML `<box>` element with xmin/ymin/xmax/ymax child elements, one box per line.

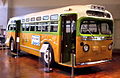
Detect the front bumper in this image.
<box><xmin>75</xmin><ymin>59</ymin><xmax>112</xmax><ymax>68</ymax></box>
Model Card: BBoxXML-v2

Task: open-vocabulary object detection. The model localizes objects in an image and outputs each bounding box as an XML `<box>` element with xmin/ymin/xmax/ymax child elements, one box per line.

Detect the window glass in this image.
<box><xmin>26</xmin><ymin>26</ymin><xmax>30</xmax><ymax>31</ymax></box>
<box><xmin>36</xmin><ymin>22</ymin><xmax>41</xmax><ymax>31</ymax></box>
<box><xmin>43</xmin><ymin>16</ymin><xmax>49</xmax><ymax>20</ymax></box>
<box><xmin>10</xmin><ymin>27</ymin><xmax>13</xmax><ymax>30</ymax></box>
<box><xmin>13</xmin><ymin>24</ymin><xmax>16</xmax><ymax>30</ymax></box>
<box><xmin>25</xmin><ymin>23</ymin><xmax>30</xmax><ymax>31</ymax></box>
<box><xmin>8</xmin><ymin>24</ymin><xmax>16</xmax><ymax>31</ymax></box>
<box><xmin>50</xmin><ymin>21</ymin><xmax>58</xmax><ymax>32</ymax></box>
<box><xmin>80</xmin><ymin>20</ymin><xmax>113</xmax><ymax>35</ymax></box>
<box><xmin>50</xmin><ymin>14</ymin><xmax>58</xmax><ymax>20</ymax></box>
<box><xmin>8</xmin><ymin>25</ymin><xmax>10</xmax><ymax>30</ymax></box>
<box><xmin>81</xmin><ymin>24</ymin><xmax>88</xmax><ymax>33</ymax></box>
<box><xmin>31</xmin><ymin>17</ymin><xmax>35</xmax><ymax>21</ymax></box>
<box><xmin>89</xmin><ymin>24</ymin><xmax>97</xmax><ymax>33</ymax></box>
<box><xmin>50</xmin><ymin>26</ymin><xmax>58</xmax><ymax>32</ymax></box>
<box><xmin>22</xmin><ymin>19</ymin><xmax>25</xmax><ymax>22</ymax></box>
<box><xmin>66</xmin><ymin>20</ymin><xmax>71</xmax><ymax>33</ymax></box>
<box><xmin>41</xmin><ymin>22</ymin><xmax>49</xmax><ymax>32</ymax></box>
<box><xmin>26</xmin><ymin>18</ymin><xmax>30</xmax><ymax>22</ymax></box>
<box><xmin>36</xmin><ymin>26</ymin><xmax>42</xmax><ymax>31</ymax></box>
<box><xmin>9</xmin><ymin>25</ymin><xmax>13</xmax><ymax>30</ymax></box>
<box><xmin>36</xmin><ymin>17</ymin><xmax>41</xmax><ymax>21</ymax></box>
<box><xmin>22</xmin><ymin>24</ymin><xmax>26</xmax><ymax>31</ymax></box>
<box><xmin>80</xmin><ymin>20</ymin><xmax>98</xmax><ymax>34</ymax></box>
<box><xmin>42</xmin><ymin>26</ymin><xmax>48</xmax><ymax>32</ymax></box>
<box><xmin>30</xmin><ymin>26</ymin><xmax>35</xmax><ymax>31</ymax></box>
<box><xmin>101</xmin><ymin>23</ymin><xmax>111</xmax><ymax>34</ymax></box>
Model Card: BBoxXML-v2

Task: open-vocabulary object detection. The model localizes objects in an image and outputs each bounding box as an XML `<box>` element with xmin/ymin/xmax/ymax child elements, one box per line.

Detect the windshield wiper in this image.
<box><xmin>86</xmin><ymin>28</ymin><xmax>94</xmax><ymax>37</ymax></box>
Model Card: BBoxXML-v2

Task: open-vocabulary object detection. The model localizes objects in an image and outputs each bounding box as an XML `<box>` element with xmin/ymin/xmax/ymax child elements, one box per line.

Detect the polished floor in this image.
<box><xmin>0</xmin><ymin>48</ymin><xmax>120</xmax><ymax>78</ymax></box>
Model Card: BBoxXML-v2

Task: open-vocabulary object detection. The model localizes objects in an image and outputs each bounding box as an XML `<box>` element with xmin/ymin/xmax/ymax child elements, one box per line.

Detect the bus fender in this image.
<box><xmin>40</xmin><ymin>42</ymin><xmax>54</xmax><ymax>54</ymax></box>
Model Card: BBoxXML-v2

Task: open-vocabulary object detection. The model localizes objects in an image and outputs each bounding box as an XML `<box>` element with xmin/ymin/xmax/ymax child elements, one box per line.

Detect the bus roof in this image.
<box><xmin>8</xmin><ymin>4</ymin><xmax>113</xmax><ymax>24</ymax></box>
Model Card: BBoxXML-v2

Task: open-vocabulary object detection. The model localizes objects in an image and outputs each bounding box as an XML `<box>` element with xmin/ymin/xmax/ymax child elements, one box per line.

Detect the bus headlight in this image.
<box><xmin>108</xmin><ymin>44</ymin><xmax>112</xmax><ymax>50</ymax></box>
<box><xmin>83</xmin><ymin>44</ymin><xmax>89</xmax><ymax>52</ymax></box>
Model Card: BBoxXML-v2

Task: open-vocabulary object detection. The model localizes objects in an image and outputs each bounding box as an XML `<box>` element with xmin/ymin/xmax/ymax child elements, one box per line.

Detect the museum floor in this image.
<box><xmin>0</xmin><ymin>49</ymin><xmax>120</xmax><ymax>78</ymax></box>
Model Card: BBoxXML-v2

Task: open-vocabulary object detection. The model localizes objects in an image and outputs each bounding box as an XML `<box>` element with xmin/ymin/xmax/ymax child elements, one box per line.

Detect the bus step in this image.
<box><xmin>60</xmin><ymin>61</ymin><xmax>72</xmax><ymax>66</ymax></box>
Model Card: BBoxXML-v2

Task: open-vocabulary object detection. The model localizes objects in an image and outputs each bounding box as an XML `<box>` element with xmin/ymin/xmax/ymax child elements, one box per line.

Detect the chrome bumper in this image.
<box><xmin>76</xmin><ymin>60</ymin><xmax>111</xmax><ymax>66</ymax></box>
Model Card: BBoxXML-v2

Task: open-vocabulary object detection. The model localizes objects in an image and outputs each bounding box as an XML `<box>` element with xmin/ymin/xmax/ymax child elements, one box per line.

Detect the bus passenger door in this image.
<box><xmin>15</xmin><ymin>20</ymin><xmax>21</xmax><ymax>51</ymax></box>
<box><xmin>61</xmin><ymin>14</ymin><xmax>77</xmax><ymax>63</ymax></box>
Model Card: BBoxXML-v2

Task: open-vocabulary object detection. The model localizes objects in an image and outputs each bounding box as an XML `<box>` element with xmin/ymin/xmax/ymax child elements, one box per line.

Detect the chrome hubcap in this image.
<box><xmin>44</xmin><ymin>50</ymin><xmax>52</xmax><ymax>64</ymax></box>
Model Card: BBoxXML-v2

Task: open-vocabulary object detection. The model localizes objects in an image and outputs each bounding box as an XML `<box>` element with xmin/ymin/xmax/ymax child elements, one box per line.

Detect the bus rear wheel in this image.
<box><xmin>43</xmin><ymin>46</ymin><xmax>54</xmax><ymax>67</ymax></box>
<box><xmin>10</xmin><ymin>40</ymin><xmax>15</xmax><ymax>52</ymax></box>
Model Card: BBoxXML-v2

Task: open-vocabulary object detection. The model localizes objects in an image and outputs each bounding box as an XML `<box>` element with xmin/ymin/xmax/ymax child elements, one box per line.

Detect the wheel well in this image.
<box><xmin>10</xmin><ymin>37</ymin><xmax>14</xmax><ymax>41</ymax></box>
<box><xmin>43</xmin><ymin>42</ymin><xmax>52</xmax><ymax>49</ymax></box>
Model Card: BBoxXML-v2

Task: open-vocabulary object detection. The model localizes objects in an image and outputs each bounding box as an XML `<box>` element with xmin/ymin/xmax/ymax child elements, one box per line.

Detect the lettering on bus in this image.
<box><xmin>31</xmin><ymin>35</ymin><xmax>40</xmax><ymax>46</ymax></box>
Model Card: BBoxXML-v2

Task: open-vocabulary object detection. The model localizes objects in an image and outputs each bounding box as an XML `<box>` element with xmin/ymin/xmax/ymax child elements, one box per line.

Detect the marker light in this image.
<box><xmin>108</xmin><ymin>44</ymin><xmax>112</xmax><ymax>50</ymax></box>
<box><xmin>83</xmin><ymin>44</ymin><xmax>89</xmax><ymax>52</ymax></box>
<box><xmin>91</xmin><ymin>5</ymin><xmax>105</xmax><ymax>11</ymax></box>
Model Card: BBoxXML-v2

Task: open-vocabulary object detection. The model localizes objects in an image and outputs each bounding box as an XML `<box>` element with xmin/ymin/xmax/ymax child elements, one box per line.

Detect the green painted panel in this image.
<box><xmin>7</xmin><ymin>30</ymin><xmax>16</xmax><ymax>32</ymax></box>
<box><xmin>20</xmin><ymin>31</ymin><xmax>59</xmax><ymax>35</ymax></box>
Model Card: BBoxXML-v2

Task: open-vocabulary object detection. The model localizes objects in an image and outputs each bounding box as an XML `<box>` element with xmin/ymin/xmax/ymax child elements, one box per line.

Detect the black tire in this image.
<box><xmin>43</xmin><ymin>45</ymin><xmax>55</xmax><ymax>67</ymax></box>
<box><xmin>10</xmin><ymin>40</ymin><xmax>15</xmax><ymax>52</ymax></box>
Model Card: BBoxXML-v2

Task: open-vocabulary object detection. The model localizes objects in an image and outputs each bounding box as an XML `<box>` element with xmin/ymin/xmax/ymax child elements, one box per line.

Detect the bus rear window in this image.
<box><xmin>8</xmin><ymin>24</ymin><xmax>16</xmax><ymax>31</ymax></box>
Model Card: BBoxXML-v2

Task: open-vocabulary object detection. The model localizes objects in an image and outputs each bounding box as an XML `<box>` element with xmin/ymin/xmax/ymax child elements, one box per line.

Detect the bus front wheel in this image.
<box><xmin>43</xmin><ymin>46</ymin><xmax>54</xmax><ymax>67</ymax></box>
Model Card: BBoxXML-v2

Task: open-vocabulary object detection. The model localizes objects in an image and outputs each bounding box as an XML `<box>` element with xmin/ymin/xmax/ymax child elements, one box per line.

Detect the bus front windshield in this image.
<box><xmin>80</xmin><ymin>20</ymin><xmax>113</xmax><ymax>35</ymax></box>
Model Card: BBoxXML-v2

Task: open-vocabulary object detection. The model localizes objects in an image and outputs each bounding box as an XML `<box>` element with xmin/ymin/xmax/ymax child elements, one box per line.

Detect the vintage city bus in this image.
<box><xmin>6</xmin><ymin>4</ymin><xmax>113</xmax><ymax>68</ymax></box>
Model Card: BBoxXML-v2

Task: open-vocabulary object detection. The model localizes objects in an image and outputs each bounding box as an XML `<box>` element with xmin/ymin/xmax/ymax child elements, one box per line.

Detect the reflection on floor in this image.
<box><xmin>0</xmin><ymin>49</ymin><xmax>120</xmax><ymax>78</ymax></box>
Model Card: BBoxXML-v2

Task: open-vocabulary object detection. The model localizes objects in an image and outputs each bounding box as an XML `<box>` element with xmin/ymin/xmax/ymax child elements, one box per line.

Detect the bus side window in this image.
<box><xmin>26</xmin><ymin>26</ymin><xmax>30</xmax><ymax>31</ymax></box>
<box><xmin>41</xmin><ymin>22</ymin><xmax>49</xmax><ymax>32</ymax></box>
<box><xmin>42</xmin><ymin>26</ymin><xmax>48</xmax><ymax>32</ymax></box>
<box><xmin>13</xmin><ymin>24</ymin><xmax>16</xmax><ymax>30</ymax></box>
<box><xmin>26</xmin><ymin>23</ymin><xmax>30</xmax><ymax>31</ymax></box>
<box><xmin>36</xmin><ymin>22</ymin><xmax>42</xmax><ymax>31</ymax></box>
<box><xmin>50</xmin><ymin>21</ymin><xmax>58</xmax><ymax>32</ymax></box>
<box><xmin>36</xmin><ymin>26</ymin><xmax>42</xmax><ymax>31</ymax></box>
<box><xmin>10</xmin><ymin>24</ymin><xmax>13</xmax><ymax>30</ymax></box>
<box><xmin>22</xmin><ymin>23</ymin><xmax>26</xmax><ymax>31</ymax></box>
<box><xmin>30</xmin><ymin>26</ymin><xmax>35</xmax><ymax>31</ymax></box>
<box><xmin>8</xmin><ymin>25</ymin><xmax>10</xmax><ymax>30</ymax></box>
<box><xmin>29</xmin><ymin>23</ymin><xmax>35</xmax><ymax>31</ymax></box>
<box><xmin>50</xmin><ymin>25</ymin><xmax>58</xmax><ymax>32</ymax></box>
